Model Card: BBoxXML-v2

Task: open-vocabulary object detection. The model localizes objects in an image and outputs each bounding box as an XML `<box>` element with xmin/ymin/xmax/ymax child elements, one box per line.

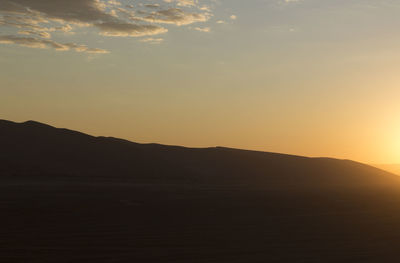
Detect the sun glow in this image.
<box><xmin>385</xmin><ymin>123</ymin><xmax>400</xmax><ymax>163</ymax></box>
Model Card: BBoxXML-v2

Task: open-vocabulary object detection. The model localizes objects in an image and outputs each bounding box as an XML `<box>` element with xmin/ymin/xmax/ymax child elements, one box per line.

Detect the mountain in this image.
<box><xmin>1</xmin><ymin>119</ymin><xmax>400</xmax><ymax>262</ymax></box>
<box><xmin>0</xmin><ymin>119</ymin><xmax>396</xmax><ymax>188</ymax></box>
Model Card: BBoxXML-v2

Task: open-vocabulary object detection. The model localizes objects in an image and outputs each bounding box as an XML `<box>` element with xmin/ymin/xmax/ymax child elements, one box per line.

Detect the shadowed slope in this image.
<box><xmin>1</xmin><ymin>119</ymin><xmax>400</xmax><ymax>263</ymax></box>
<box><xmin>0</xmin><ymin>119</ymin><xmax>397</xmax><ymax>188</ymax></box>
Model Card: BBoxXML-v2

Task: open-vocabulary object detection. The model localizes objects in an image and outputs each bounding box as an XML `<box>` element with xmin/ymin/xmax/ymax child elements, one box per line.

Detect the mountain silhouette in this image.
<box><xmin>1</xmin><ymin>119</ymin><xmax>400</xmax><ymax>262</ymax></box>
<box><xmin>0</xmin><ymin>119</ymin><xmax>396</xmax><ymax>187</ymax></box>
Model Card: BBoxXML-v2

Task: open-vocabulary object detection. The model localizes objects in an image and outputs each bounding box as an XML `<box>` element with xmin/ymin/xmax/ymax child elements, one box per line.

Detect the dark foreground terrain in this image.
<box><xmin>1</xmin><ymin>120</ymin><xmax>400</xmax><ymax>262</ymax></box>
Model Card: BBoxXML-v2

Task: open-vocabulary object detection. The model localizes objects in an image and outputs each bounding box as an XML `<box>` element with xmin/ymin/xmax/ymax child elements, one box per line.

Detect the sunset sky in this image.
<box><xmin>1</xmin><ymin>0</ymin><xmax>400</xmax><ymax>164</ymax></box>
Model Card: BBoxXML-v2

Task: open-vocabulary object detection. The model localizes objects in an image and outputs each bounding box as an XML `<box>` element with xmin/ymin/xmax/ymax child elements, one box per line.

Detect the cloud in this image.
<box><xmin>141</xmin><ymin>8</ymin><xmax>211</xmax><ymax>26</ymax></box>
<box><xmin>0</xmin><ymin>0</ymin><xmax>214</xmax><ymax>53</ymax></box>
<box><xmin>0</xmin><ymin>34</ymin><xmax>109</xmax><ymax>53</ymax></box>
<box><xmin>145</xmin><ymin>4</ymin><xmax>161</xmax><ymax>9</ymax></box>
<box><xmin>0</xmin><ymin>0</ymin><xmax>113</xmax><ymax>25</ymax></box>
<box><xmin>97</xmin><ymin>22</ymin><xmax>168</xmax><ymax>37</ymax></box>
<box><xmin>194</xmin><ymin>26</ymin><xmax>210</xmax><ymax>32</ymax></box>
<box><xmin>164</xmin><ymin>0</ymin><xmax>196</xmax><ymax>7</ymax></box>
<box><xmin>0</xmin><ymin>35</ymin><xmax>65</xmax><ymax>49</ymax></box>
<box><xmin>139</xmin><ymin>37</ymin><xmax>164</xmax><ymax>44</ymax></box>
<box><xmin>18</xmin><ymin>30</ymin><xmax>51</xmax><ymax>38</ymax></box>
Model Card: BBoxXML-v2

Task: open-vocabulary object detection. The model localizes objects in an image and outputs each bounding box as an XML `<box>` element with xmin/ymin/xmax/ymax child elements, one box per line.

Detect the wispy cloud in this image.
<box><xmin>194</xmin><ymin>26</ymin><xmax>210</xmax><ymax>32</ymax></box>
<box><xmin>0</xmin><ymin>0</ymin><xmax>215</xmax><ymax>53</ymax></box>
<box><xmin>139</xmin><ymin>37</ymin><xmax>164</xmax><ymax>44</ymax></box>
<box><xmin>0</xmin><ymin>35</ymin><xmax>109</xmax><ymax>53</ymax></box>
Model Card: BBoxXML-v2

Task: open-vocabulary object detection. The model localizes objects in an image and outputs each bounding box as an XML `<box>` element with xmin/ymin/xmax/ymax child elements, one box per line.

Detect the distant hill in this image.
<box><xmin>0</xmin><ymin>119</ymin><xmax>397</xmax><ymax>189</ymax></box>
<box><xmin>2</xmin><ymin>119</ymin><xmax>400</xmax><ymax>263</ymax></box>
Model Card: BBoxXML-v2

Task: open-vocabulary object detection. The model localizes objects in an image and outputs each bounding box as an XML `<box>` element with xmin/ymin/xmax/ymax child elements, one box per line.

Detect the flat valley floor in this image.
<box><xmin>2</xmin><ymin>175</ymin><xmax>400</xmax><ymax>263</ymax></box>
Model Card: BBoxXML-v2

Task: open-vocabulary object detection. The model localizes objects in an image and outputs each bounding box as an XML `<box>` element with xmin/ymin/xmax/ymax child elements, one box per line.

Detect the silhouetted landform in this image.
<box><xmin>1</xmin><ymin>119</ymin><xmax>400</xmax><ymax>262</ymax></box>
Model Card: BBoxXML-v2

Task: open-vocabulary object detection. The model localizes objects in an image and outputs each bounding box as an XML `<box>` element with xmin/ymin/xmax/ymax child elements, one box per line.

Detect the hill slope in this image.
<box><xmin>0</xmin><ymin>119</ymin><xmax>396</xmax><ymax>188</ymax></box>
<box><xmin>1</xmin><ymin>119</ymin><xmax>400</xmax><ymax>263</ymax></box>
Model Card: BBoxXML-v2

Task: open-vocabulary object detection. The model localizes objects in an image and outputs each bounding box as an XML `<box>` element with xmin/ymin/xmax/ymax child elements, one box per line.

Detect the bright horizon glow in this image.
<box><xmin>1</xmin><ymin>0</ymin><xmax>400</xmax><ymax>164</ymax></box>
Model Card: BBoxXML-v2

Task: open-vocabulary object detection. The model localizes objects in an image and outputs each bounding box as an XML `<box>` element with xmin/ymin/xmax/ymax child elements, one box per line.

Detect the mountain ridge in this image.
<box><xmin>0</xmin><ymin>119</ymin><xmax>397</xmax><ymax>188</ymax></box>
<box><xmin>0</xmin><ymin>119</ymin><xmax>370</xmax><ymax>161</ymax></box>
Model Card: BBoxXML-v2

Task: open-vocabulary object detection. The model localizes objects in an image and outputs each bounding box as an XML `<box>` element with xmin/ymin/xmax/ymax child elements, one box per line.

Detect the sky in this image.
<box><xmin>1</xmin><ymin>0</ymin><xmax>400</xmax><ymax>164</ymax></box>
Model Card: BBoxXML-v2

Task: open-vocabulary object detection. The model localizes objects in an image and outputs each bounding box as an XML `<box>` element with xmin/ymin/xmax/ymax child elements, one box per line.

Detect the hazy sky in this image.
<box><xmin>1</xmin><ymin>0</ymin><xmax>400</xmax><ymax>163</ymax></box>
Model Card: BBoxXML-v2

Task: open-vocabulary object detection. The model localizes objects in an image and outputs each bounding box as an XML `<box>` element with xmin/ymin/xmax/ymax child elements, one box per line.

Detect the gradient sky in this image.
<box><xmin>1</xmin><ymin>0</ymin><xmax>400</xmax><ymax>164</ymax></box>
